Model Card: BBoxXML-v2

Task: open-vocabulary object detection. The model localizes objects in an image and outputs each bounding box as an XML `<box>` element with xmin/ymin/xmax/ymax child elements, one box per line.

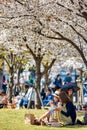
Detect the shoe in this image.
<box><xmin>77</xmin><ymin>119</ymin><xmax>84</xmax><ymax>125</ymax></box>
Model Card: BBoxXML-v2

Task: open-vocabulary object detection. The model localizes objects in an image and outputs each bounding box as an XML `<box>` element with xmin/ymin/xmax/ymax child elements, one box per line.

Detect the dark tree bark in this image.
<box><xmin>9</xmin><ymin>66</ymin><xmax>14</xmax><ymax>103</ymax></box>
<box><xmin>26</xmin><ymin>44</ymin><xmax>56</xmax><ymax>108</ymax></box>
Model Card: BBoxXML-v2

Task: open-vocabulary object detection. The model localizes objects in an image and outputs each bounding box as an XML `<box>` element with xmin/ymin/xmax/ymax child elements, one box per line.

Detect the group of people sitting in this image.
<box><xmin>41</xmin><ymin>73</ymin><xmax>74</xmax><ymax>107</ymax></box>
<box><xmin>0</xmin><ymin>78</ymin><xmax>85</xmax><ymax>126</ymax></box>
<box><xmin>36</xmin><ymin>73</ymin><xmax>81</xmax><ymax>126</ymax></box>
<box><xmin>0</xmin><ymin>81</ymin><xmax>35</xmax><ymax>109</ymax></box>
<box><xmin>0</xmin><ymin>72</ymin><xmax>73</xmax><ymax>109</ymax></box>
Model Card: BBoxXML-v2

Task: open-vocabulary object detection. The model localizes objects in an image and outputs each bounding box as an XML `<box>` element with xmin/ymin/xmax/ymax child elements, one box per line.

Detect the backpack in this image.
<box><xmin>84</xmin><ymin>112</ymin><xmax>87</xmax><ymax>125</ymax></box>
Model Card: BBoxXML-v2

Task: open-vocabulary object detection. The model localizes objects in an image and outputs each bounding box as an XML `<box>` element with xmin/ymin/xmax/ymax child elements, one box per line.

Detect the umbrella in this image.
<box><xmin>61</xmin><ymin>83</ymin><xmax>80</xmax><ymax>92</ymax></box>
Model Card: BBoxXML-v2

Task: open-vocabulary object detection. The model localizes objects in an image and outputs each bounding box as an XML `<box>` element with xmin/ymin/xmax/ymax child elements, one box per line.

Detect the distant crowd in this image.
<box><xmin>0</xmin><ymin>73</ymin><xmax>87</xmax><ymax>126</ymax></box>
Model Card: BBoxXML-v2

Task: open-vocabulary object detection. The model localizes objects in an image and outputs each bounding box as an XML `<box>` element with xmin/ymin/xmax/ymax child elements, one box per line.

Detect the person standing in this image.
<box><xmin>64</xmin><ymin>73</ymin><xmax>72</xmax><ymax>84</ymax></box>
<box><xmin>53</xmin><ymin>74</ymin><xmax>62</xmax><ymax>91</ymax></box>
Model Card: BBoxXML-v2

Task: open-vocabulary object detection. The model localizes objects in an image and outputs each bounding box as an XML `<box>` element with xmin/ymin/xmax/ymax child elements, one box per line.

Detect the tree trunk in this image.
<box><xmin>9</xmin><ymin>67</ymin><xmax>14</xmax><ymax>103</ymax></box>
<box><xmin>36</xmin><ymin>59</ymin><xmax>42</xmax><ymax>90</ymax></box>
<box><xmin>35</xmin><ymin>88</ymin><xmax>42</xmax><ymax>109</ymax></box>
<box><xmin>44</xmin><ymin>72</ymin><xmax>49</xmax><ymax>88</ymax></box>
<box><xmin>0</xmin><ymin>69</ymin><xmax>3</xmax><ymax>90</ymax></box>
<box><xmin>35</xmin><ymin>57</ymin><xmax>55</xmax><ymax>108</ymax></box>
<box><xmin>17</xmin><ymin>69</ymin><xmax>21</xmax><ymax>86</ymax></box>
<box><xmin>35</xmin><ymin>59</ymin><xmax>42</xmax><ymax>108</ymax></box>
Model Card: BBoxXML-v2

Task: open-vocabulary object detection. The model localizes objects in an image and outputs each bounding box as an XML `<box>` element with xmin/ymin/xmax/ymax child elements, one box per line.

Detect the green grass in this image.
<box><xmin>0</xmin><ymin>108</ymin><xmax>87</xmax><ymax>130</ymax></box>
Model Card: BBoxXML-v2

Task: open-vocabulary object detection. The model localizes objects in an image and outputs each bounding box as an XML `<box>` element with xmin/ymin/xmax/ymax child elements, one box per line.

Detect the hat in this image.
<box><xmin>52</xmin><ymin>91</ymin><xmax>60</xmax><ymax>98</ymax></box>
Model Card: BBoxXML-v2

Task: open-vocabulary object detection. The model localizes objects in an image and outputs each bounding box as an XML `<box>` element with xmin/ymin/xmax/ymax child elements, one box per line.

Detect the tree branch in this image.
<box><xmin>55</xmin><ymin>15</ymin><xmax>87</xmax><ymax>44</ymax></box>
<box><xmin>70</xmin><ymin>25</ymin><xmax>87</xmax><ymax>44</ymax></box>
<box><xmin>41</xmin><ymin>58</ymin><xmax>56</xmax><ymax>76</ymax></box>
<box><xmin>3</xmin><ymin>56</ymin><xmax>11</xmax><ymax>68</ymax></box>
<box><xmin>56</xmin><ymin>1</ymin><xmax>87</xmax><ymax>21</ymax></box>
<box><xmin>56</xmin><ymin>2</ymin><xmax>73</xmax><ymax>12</ymax></box>
<box><xmin>36</xmin><ymin>27</ymin><xmax>87</xmax><ymax>66</ymax></box>
<box><xmin>26</xmin><ymin>44</ymin><xmax>36</xmax><ymax>60</ymax></box>
<box><xmin>15</xmin><ymin>0</ymin><xmax>24</xmax><ymax>6</ymax></box>
<box><xmin>70</xmin><ymin>0</ymin><xmax>74</xmax><ymax>4</ymax></box>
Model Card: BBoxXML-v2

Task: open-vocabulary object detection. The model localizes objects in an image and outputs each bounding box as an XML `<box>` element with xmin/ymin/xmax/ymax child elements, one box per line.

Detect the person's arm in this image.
<box><xmin>38</xmin><ymin>110</ymin><xmax>50</xmax><ymax>121</ymax></box>
<box><xmin>61</xmin><ymin>102</ymin><xmax>72</xmax><ymax>117</ymax></box>
<box><xmin>54</xmin><ymin>102</ymin><xmax>72</xmax><ymax>117</ymax></box>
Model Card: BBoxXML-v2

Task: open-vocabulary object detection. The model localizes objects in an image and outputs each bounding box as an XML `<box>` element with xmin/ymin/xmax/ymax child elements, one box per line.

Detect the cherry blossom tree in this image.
<box><xmin>0</xmin><ymin>0</ymin><xmax>87</xmax><ymax>106</ymax></box>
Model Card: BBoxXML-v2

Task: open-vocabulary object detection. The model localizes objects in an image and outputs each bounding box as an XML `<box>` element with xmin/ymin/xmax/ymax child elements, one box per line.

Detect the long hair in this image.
<box><xmin>59</xmin><ymin>91</ymin><xmax>71</xmax><ymax>104</ymax></box>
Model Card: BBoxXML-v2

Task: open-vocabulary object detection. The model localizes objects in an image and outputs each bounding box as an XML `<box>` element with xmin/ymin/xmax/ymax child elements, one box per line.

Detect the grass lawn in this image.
<box><xmin>0</xmin><ymin>108</ymin><xmax>87</xmax><ymax>130</ymax></box>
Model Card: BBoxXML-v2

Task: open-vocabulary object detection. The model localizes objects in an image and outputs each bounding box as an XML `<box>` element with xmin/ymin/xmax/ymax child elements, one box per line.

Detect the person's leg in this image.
<box><xmin>43</xmin><ymin>100</ymin><xmax>49</xmax><ymax>106</ymax></box>
<box><xmin>0</xmin><ymin>104</ymin><xmax>4</xmax><ymax>108</ymax></box>
<box><xmin>19</xmin><ymin>98</ymin><xmax>25</xmax><ymax>107</ymax></box>
<box><xmin>23</xmin><ymin>98</ymin><xmax>28</xmax><ymax>108</ymax></box>
<box><xmin>29</xmin><ymin>101</ymin><xmax>35</xmax><ymax>109</ymax></box>
<box><xmin>39</xmin><ymin>110</ymin><xmax>50</xmax><ymax>121</ymax></box>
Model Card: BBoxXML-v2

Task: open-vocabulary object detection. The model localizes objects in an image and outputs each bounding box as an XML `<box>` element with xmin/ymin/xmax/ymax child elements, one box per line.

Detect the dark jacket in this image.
<box><xmin>53</xmin><ymin>77</ymin><xmax>62</xmax><ymax>88</ymax></box>
<box><xmin>64</xmin><ymin>77</ymin><xmax>72</xmax><ymax>84</ymax></box>
<box><xmin>61</xmin><ymin>101</ymin><xmax>76</xmax><ymax>124</ymax></box>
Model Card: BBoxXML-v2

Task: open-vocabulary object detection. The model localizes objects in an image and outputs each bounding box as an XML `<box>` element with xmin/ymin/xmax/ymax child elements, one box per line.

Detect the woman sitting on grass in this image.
<box><xmin>39</xmin><ymin>91</ymin><xmax>76</xmax><ymax>126</ymax></box>
<box><xmin>54</xmin><ymin>91</ymin><xmax>76</xmax><ymax>125</ymax></box>
<box><xmin>37</xmin><ymin>91</ymin><xmax>62</xmax><ymax>126</ymax></box>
